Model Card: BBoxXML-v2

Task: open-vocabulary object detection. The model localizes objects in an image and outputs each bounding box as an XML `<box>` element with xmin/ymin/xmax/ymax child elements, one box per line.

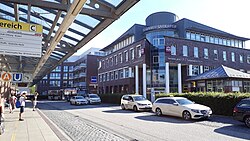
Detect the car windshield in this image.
<box><xmin>89</xmin><ymin>95</ymin><xmax>99</xmax><ymax>98</ymax></box>
<box><xmin>176</xmin><ymin>99</ymin><xmax>193</xmax><ymax>105</ymax></box>
<box><xmin>76</xmin><ymin>96</ymin><xmax>84</xmax><ymax>99</ymax></box>
<box><xmin>133</xmin><ymin>96</ymin><xmax>146</xmax><ymax>101</ymax></box>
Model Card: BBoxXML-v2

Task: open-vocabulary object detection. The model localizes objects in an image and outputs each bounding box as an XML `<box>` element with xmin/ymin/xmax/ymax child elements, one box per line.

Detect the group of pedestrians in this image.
<box><xmin>7</xmin><ymin>91</ymin><xmax>39</xmax><ymax>121</ymax></box>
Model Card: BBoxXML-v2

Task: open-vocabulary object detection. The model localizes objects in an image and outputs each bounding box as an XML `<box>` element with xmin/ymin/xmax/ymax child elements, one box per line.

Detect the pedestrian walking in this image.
<box><xmin>32</xmin><ymin>91</ymin><xmax>39</xmax><ymax>111</ymax></box>
<box><xmin>9</xmin><ymin>94</ymin><xmax>17</xmax><ymax>113</ymax></box>
<box><xmin>19</xmin><ymin>92</ymin><xmax>26</xmax><ymax>121</ymax></box>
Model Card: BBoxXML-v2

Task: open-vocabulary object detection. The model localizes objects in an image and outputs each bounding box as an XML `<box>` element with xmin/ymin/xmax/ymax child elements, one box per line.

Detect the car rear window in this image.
<box><xmin>238</xmin><ymin>100</ymin><xmax>250</xmax><ymax>107</ymax></box>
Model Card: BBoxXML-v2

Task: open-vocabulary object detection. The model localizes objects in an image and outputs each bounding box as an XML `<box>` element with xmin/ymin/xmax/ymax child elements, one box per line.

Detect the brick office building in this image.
<box><xmin>37</xmin><ymin>48</ymin><xmax>104</xmax><ymax>95</ymax></box>
<box><xmin>98</xmin><ymin>12</ymin><xmax>250</xmax><ymax>97</ymax></box>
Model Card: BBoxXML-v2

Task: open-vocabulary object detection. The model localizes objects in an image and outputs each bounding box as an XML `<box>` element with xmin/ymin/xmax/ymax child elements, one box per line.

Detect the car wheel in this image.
<box><xmin>121</xmin><ymin>104</ymin><xmax>125</xmax><ymax>110</ymax></box>
<box><xmin>133</xmin><ymin>106</ymin><xmax>138</xmax><ymax>112</ymax></box>
<box><xmin>182</xmin><ymin>111</ymin><xmax>191</xmax><ymax>120</ymax></box>
<box><xmin>155</xmin><ymin>108</ymin><xmax>162</xmax><ymax>116</ymax></box>
<box><xmin>244</xmin><ymin>116</ymin><xmax>250</xmax><ymax>128</ymax></box>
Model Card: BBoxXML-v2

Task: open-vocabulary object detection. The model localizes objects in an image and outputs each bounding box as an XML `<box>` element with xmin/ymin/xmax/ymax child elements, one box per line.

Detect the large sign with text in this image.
<box><xmin>0</xmin><ymin>19</ymin><xmax>43</xmax><ymax>57</ymax></box>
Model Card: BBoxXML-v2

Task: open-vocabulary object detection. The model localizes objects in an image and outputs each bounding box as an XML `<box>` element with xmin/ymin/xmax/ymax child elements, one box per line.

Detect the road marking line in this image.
<box><xmin>11</xmin><ymin>120</ymin><xmax>19</xmax><ymax>141</ymax></box>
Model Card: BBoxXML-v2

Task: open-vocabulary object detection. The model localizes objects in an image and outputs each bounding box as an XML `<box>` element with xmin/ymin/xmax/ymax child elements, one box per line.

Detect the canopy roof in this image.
<box><xmin>0</xmin><ymin>0</ymin><xmax>139</xmax><ymax>85</ymax></box>
<box><xmin>188</xmin><ymin>65</ymin><xmax>250</xmax><ymax>81</ymax></box>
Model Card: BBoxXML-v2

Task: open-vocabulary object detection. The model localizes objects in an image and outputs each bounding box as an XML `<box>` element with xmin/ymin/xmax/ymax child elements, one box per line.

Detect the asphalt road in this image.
<box><xmin>38</xmin><ymin>101</ymin><xmax>250</xmax><ymax>141</ymax></box>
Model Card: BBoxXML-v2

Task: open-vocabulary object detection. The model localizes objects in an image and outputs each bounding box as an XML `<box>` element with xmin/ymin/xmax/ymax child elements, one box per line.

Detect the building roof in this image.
<box><xmin>174</xmin><ymin>18</ymin><xmax>249</xmax><ymax>41</ymax></box>
<box><xmin>187</xmin><ymin>65</ymin><xmax>250</xmax><ymax>81</ymax></box>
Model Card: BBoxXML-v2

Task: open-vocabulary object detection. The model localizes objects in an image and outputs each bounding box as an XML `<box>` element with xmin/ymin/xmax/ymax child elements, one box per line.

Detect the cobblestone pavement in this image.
<box><xmin>38</xmin><ymin>103</ymin><xmax>130</xmax><ymax>141</ymax></box>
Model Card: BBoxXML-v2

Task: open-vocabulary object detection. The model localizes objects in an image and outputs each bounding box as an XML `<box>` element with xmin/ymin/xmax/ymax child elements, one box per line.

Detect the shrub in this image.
<box><xmin>156</xmin><ymin>92</ymin><xmax>250</xmax><ymax>116</ymax></box>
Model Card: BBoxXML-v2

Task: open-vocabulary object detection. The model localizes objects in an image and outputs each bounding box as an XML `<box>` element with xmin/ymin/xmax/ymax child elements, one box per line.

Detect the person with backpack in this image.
<box><xmin>19</xmin><ymin>92</ymin><xmax>26</xmax><ymax>121</ymax></box>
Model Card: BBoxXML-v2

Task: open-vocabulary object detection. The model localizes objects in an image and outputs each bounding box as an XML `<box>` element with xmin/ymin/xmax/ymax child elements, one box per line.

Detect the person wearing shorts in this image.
<box><xmin>19</xmin><ymin>92</ymin><xmax>26</xmax><ymax>121</ymax></box>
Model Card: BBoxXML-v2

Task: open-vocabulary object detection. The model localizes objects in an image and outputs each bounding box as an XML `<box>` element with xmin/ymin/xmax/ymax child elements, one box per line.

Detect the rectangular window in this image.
<box><xmin>240</xmin><ymin>55</ymin><xmax>243</xmax><ymax>63</ymax></box>
<box><xmin>195</xmin><ymin>33</ymin><xmax>200</xmax><ymax>41</ymax></box>
<box><xmin>247</xmin><ymin>55</ymin><xmax>250</xmax><ymax>64</ymax></box>
<box><xmin>125</xmin><ymin>51</ymin><xmax>128</xmax><ymax>62</ymax></box>
<box><xmin>231</xmin><ymin>52</ymin><xmax>235</xmax><ymax>62</ymax></box>
<box><xmin>119</xmin><ymin>53</ymin><xmax>122</xmax><ymax>63</ymax></box>
<box><xmin>130</xmin><ymin>48</ymin><xmax>135</xmax><ymax>60</ymax></box>
<box><xmin>171</xmin><ymin>45</ymin><xmax>176</xmax><ymax>55</ymax></box>
<box><xmin>191</xmin><ymin>33</ymin><xmax>195</xmax><ymax>40</ymax></box>
<box><xmin>231</xmin><ymin>40</ymin><xmax>235</xmax><ymax>47</ymax></box>
<box><xmin>235</xmin><ymin>40</ymin><xmax>239</xmax><ymax>47</ymax></box>
<box><xmin>219</xmin><ymin>38</ymin><xmax>223</xmax><ymax>45</ymax></box>
<box><xmin>210</xmin><ymin>36</ymin><xmax>214</xmax><ymax>43</ymax></box>
<box><xmin>194</xmin><ymin>47</ymin><xmax>198</xmax><ymax>58</ymax></box>
<box><xmin>204</xmin><ymin>48</ymin><xmax>208</xmax><ymax>59</ymax></box>
<box><xmin>137</xmin><ymin>45</ymin><xmax>141</xmax><ymax>58</ymax></box>
<box><xmin>63</xmin><ymin>73</ymin><xmax>68</xmax><ymax>79</ymax></box>
<box><xmin>183</xmin><ymin>45</ymin><xmax>188</xmax><ymax>57</ymax></box>
<box><xmin>204</xmin><ymin>66</ymin><xmax>210</xmax><ymax>72</ymax></box>
<box><xmin>114</xmin><ymin>55</ymin><xmax>117</xmax><ymax>65</ymax></box>
<box><xmin>120</xmin><ymin>70</ymin><xmax>124</xmax><ymax>79</ymax></box>
<box><xmin>111</xmin><ymin>72</ymin><xmax>114</xmax><ymax>80</ymax></box>
<box><xmin>227</xmin><ymin>39</ymin><xmax>231</xmax><ymax>46</ymax></box>
<box><xmin>200</xmin><ymin>35</ymin><xmax>205</xmax><ymax>42</ymax></box>
<box><xmin>63</xmin><ymin>66</ymin><xmax>68</xmax><ymax>72</ymax></box>
<box><xmin>107</xmin><ymin>73</ymin><xmax>109</xmax><ymax>81</ymax></box>
<box><xmin>103</xmin><ymin>74</ymin><xmax>106</xmax><ymax>82</ymax></box>
<box><xmin>215</xmin><ymin>37</ymin><xmax>219</xmax><ymax>44</ymax></box>
<box><xmin>110</xmin><ymin>57</ymin><xmax>113</xmax><ymax>66</ymax></box>
<box><xmin>153</xmin><ymin>56</ymin><xmax>159</xmax><ymax>64</ymax></box>
<box><xmin>106</xmin><ymin>58</ymin><xmax>109</xmax><ymax>67</ymax></box>
<box><xmin>214</xmin><ymin>50</ymin><xmax>218</xmax><ymax>60</ymax></box>
<box><xmin>223</xmin><ymin>51</ymin><xmax>227</xmax><ymax>61</ymax></box>
<box><xmin>125</xmin><ymin>68</ymin><xmax>129</xmax><ymax>78</ymax></box>
<box><xmin>115</xmin><ymin>71</ymin><xmax>118</xmax><ymax>80</ymax></box>
<box><xmin>159</xmin><ymin>38</ymin><xmax>165</xmax><ymax>45</ymax></box>
<box><xmin>223</xmin><ymin>39</ymin><xmax>227</xmax><ymax>45</ymax></box>
<box><xmin>205</xmin><ymin>35</ymin><xmax>209</xmax><ymax>42</ymax></box>
<box><xmin>192</xmin><ymin>65</ymin><xmax>199</xmax><ymax>76</ymax></box>
<box><xmin>186</xmin><ymin>32</ymin><xmax>190</xmax><ymax>39</ymax></box>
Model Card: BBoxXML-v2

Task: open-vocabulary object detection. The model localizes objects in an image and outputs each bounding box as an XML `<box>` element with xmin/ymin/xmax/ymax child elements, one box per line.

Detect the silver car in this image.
<box><xmin>86</xmin><ymin>94</ymin><xmax>101</xmax><ymax>104</ymax></box>
<box><xmin>152</xmin><ymin>97</ymin><xmax>212</xmax><ymax>120</ymax></box>
<box><xmin>121</xmin><ymin>95</ymin><xmax>152</xmax><ymax>111</ymax></box>
<box><xmin>70</xmin><ymin>96</ymin><xmax>88</xmax><ymax>105</ymax></box>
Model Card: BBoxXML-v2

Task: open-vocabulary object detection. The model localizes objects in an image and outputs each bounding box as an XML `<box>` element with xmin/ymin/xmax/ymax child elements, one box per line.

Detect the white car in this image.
<box><xmin>121</xmin><ymin>94</ymin><xmax>152</xmax><ymax>111</ymax></box>
<box><xmin>70</xmin><ymin>96</ymin><xmax>88</xmax><ymax>105</ymax></box>
<box><xmin>86</xmin><ymin>94</ymin><xmax>101</xmax><ymax>104</ymax></box>
<box><xmin>152</xmin><ymin>97</ymin><xmax>212</xmax><ymax>120</ymax></box>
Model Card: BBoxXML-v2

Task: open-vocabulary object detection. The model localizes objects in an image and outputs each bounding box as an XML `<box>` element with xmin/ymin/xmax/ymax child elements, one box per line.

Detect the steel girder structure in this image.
<box><xmin>0</xmin><ymin>0</ymin><xmax>139</xmax><ymax>85</ymax></box>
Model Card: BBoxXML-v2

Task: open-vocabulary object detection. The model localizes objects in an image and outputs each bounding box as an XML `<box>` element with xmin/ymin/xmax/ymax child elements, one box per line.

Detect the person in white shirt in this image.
<box><xmin>19</xmin><ymin>92</ymin><xmax>26</xmax><ymax>121</ymax></box>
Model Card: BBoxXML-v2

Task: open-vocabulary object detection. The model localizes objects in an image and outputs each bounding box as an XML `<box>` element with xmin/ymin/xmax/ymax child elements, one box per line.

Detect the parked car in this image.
<box><xmin>86</xmin><ymin>94</ymin><xmax>101</xmax><ymax>104</ymax></box>
<box><xmin>70</xmin><ymin>96</ymin><xmax>88</xmax><ymax>105</ymax></box>
<box><xmin>233</xmin><ymin>98</ymin><xmax>250</xmax><ymax>128</ymax></box>
<box><xmin>152</xmin><ymin>97</ymin><xmax>212</xmax><ymax>120</ymax></box>
<box><xmin>121</xmin><ymin>94</ymin><xmax>152</xmax><ymax>111</ymax></box>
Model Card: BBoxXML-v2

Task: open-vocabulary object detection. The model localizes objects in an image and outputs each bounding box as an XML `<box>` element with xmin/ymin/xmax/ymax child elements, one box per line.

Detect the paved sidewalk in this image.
<box><xmin>0</xmin><ymin>106</ymin><xmax>61</xmax><ymax>141</ymax></box>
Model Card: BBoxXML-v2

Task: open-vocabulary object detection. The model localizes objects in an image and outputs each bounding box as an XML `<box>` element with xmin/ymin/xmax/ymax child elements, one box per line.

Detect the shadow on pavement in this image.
<box><xmin>134</xmin><ymin>115</ymin><xmax>193</xmax><ymax>124</ymax></box>
<box><xmin>214</xmin><ymin>124</ymin><xmax>250</xmax><ymax>140</ymax></box>
<box><xmin>102</xmin><ymin>109</ymin><xmax>150</xmax><ymax>114</ymax></box>
<box><xmin>37</xmin><ymin>100</ymin><xmax>119</xmax><ymax>111</ymax></box>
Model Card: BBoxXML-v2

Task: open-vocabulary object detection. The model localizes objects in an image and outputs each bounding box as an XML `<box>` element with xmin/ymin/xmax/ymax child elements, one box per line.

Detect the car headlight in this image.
<box><xmin>191</xmin><ymin>109</ymin><xmax>200</xmax><ymax>113</ymax></box>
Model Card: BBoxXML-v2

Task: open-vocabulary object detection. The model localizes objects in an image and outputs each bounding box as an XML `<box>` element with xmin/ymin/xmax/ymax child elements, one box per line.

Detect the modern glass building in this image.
<box><xmin>98</xmin><ymin>12</ymin><xmax>250</xmax><ymax>97</ymax></box>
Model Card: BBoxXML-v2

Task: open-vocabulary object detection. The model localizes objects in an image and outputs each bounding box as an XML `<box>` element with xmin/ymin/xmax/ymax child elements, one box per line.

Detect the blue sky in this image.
<box><xmin>75</xmin><ymin>0</ymin><xmax>250</xmax><ymax>55</ymax></box>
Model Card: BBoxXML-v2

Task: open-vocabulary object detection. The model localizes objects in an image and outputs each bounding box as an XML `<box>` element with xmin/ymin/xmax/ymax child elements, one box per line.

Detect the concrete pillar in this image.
<box><xmin>135</xmin><ymin>65</ymin><xmax>139</xmax><ymax>94</ymax></box>
<box><xmin>129</xmin><ymin>67</ymin><xmax>132</xmax><ymax>77</ymax></box>
<box><xmin>200</xmin><ymin>65</ymin><xmax>203</xmax><ymax>74</ymax></box>
<box><xmin>165</xmin><ymin>62</ymin><xmax>170</xmax><ymax>93</ymax></box>
<box><xmin>143</xmin><ymin>64</ymin><xmax>147</xmax><ymax>98</ymax></box>
<box><xmin>189</xmin><ymin>65</ymin><xmax>192</xmax><ymax>76</ymax></box>
<box><xmin>178</xmin><ymin>63</ymin><xmax>182</xmax><ymax>93</ymax></box>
